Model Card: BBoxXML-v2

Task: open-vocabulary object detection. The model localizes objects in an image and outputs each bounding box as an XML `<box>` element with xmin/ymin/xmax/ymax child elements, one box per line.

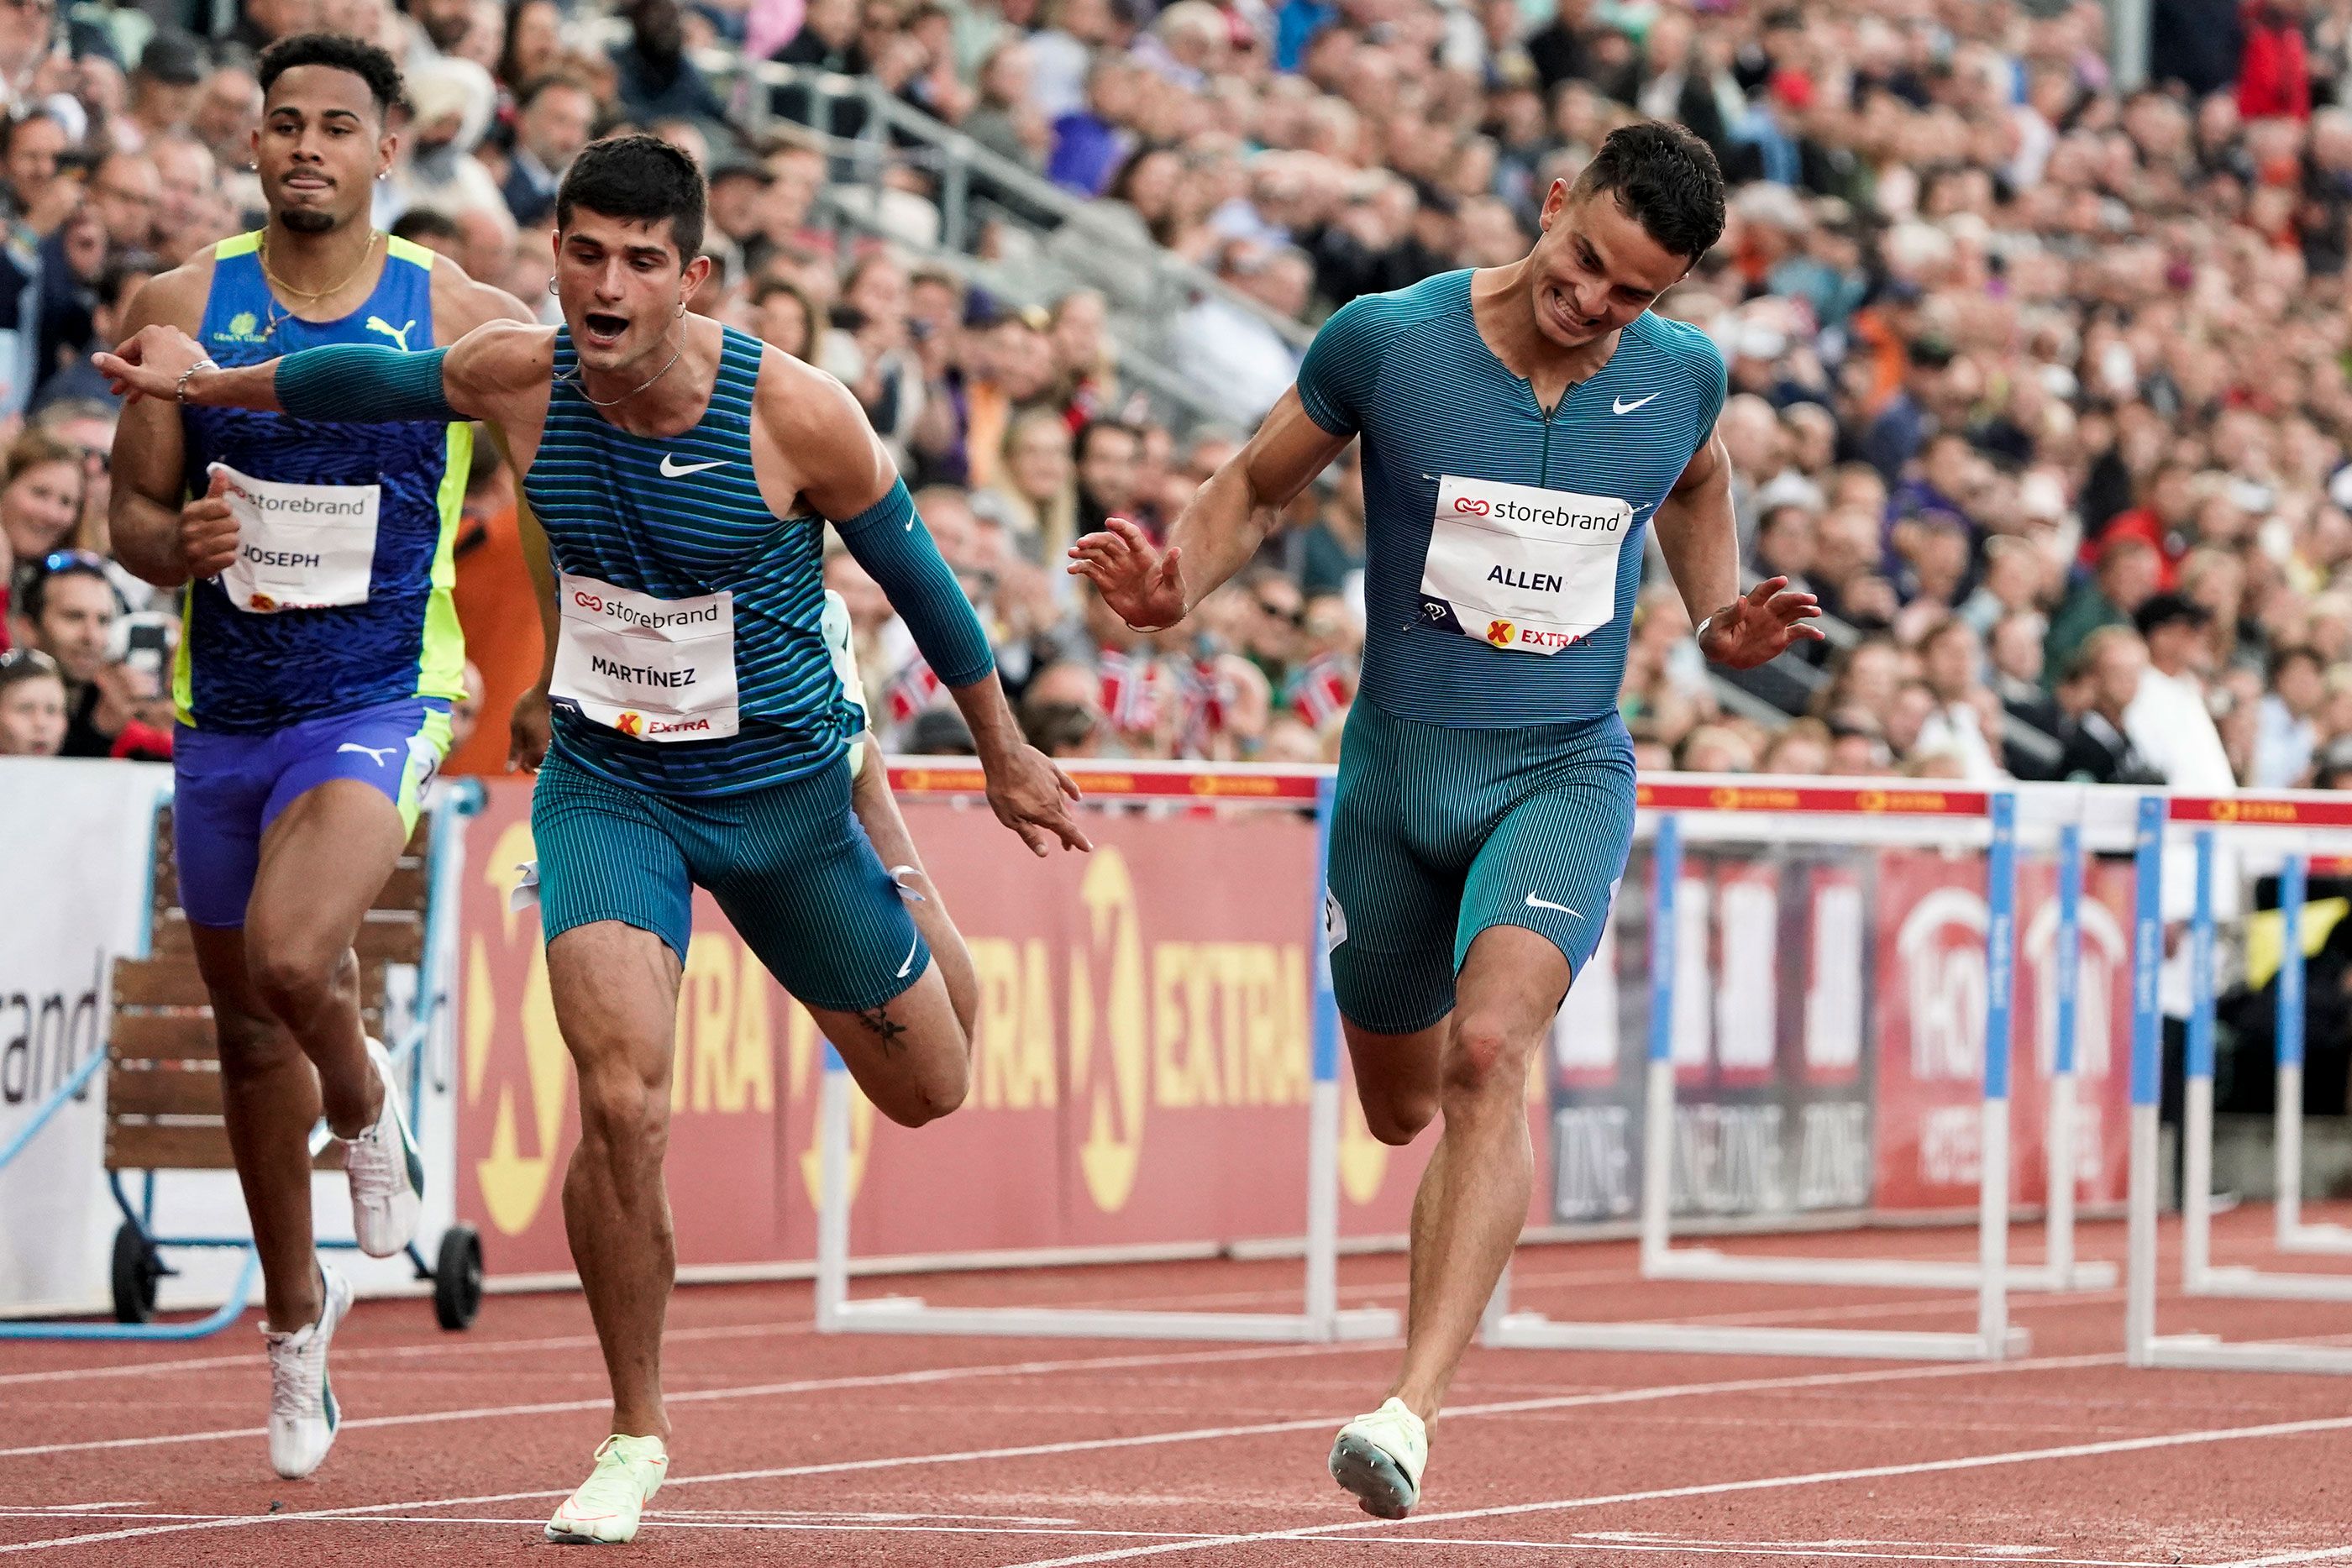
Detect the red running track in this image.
<box><xmin>5</xmin><ymin>1207</ymin><xmax>2352</xmax><ymax>1566</ymax></box>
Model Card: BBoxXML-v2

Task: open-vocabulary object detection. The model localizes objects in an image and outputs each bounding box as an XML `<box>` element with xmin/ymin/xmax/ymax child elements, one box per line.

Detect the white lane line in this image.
<box><xmin>2216</xmin><ymin>1548</ymin><xmax>2352</xmax><ymax>1566</ymax></box>
<box><xmin>0</xmin><ymin>1351</ymin><xmax>2125</xmax><ymax>1555</ymax></box>
<box><xmin>999</xmin><ymin>1412</ymin><xmax>2352</xmax><ymax>1566</ymax></box>
<box><xmin>0</xmin><ymin>1340</ymin><xmax>1383</xmax><ymax>1460</ymax></box>
<box><xmin>1352</xmin><ymin>1539</ymin><xmax>2171</xmax><ymax>1565</ymax></box>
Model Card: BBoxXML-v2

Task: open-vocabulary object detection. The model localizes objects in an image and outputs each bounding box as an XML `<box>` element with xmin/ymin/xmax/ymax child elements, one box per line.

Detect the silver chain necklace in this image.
<box><xmin>564</xmin><ymin>327</ymin><xmax>685</xmax><ymax>408</ymax></box>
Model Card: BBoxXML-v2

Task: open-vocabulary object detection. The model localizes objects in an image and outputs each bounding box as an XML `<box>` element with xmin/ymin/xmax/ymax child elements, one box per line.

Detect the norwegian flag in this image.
<box><xmin>1174</xmin><ymin>658</ymin><xmax>1228</xmax><ymax>756</ymax></box>
<box><xmin>886</xmin><ymin>654</ymin><xmax>941</xmax><ymax>723</ymax></box>
<box><xmin>1287</xmin><ymin>654</ymin><xmax>1349</xmax><ymax>728</ymax></box>
<box><xmin>1098</xmin><ymin>648</ymin><xmax>1162</xmax><ymax>734</ymax></box>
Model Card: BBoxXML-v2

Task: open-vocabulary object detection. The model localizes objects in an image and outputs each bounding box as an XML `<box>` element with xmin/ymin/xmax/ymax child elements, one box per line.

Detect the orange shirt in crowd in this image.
<box><xmin>444</xmin><ymin>493</ymin><xmax>546</xmax><ymax>778</ymax></box>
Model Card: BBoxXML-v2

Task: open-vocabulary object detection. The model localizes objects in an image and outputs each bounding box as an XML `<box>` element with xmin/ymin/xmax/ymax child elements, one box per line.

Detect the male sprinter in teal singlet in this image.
<box><xmin>1070</xmin><ymin>123</ymin><xmax>1823</xmax><ymax>1517</ymax></box>
<box><xmin>104</xmin><ymin>34</ymin><xmax>532</xmax><ymax>1481</ymax></box>
<box><xmin>104</xmin><ymin>134</ymin><xmax>1088</xmax><ymax>1544</ymax></box>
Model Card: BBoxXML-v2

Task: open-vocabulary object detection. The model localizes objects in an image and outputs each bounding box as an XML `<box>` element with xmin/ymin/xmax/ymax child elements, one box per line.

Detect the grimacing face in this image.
<box><xmin>554</xmin><ymin>207</ymin><xmax>711</xmax><ymax>375</ymax></box>
<box><xmin>1526</xmin><ymin>183</ymin><xmax>1692</xmax><ymax>349</ymax></box>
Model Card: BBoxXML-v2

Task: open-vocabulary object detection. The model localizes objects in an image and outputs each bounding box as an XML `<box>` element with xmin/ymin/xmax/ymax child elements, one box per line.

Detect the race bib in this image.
<box><xmin>1418</xmin><ymin>474</ymin><xmax>1634</xmax><ymax>656</ymax></box>
<box><xmin>549</xmin><ymin>572</ymin><xmax>739</xmax><ymax>742</ymax></box>
<box><xmin>211</xmin><ymin>461</ymin><xmax>380</xmax><ymax>613</ymax></box>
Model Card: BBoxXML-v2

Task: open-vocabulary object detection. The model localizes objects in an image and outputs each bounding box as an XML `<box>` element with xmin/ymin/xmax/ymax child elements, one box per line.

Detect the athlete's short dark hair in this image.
<box><xmin>257</xmin><ymin>34</ymin><xmax>406</xmax><ymax>118</ymax></box>
<box><xmin>1570</xmin><ymin>121</ymin><xmax>1726</xmax><ymax>262</ymax></box>
<box><xmin>556</xmin><ymin>134</ymin><xmax>706</xmax><ymax>262</ymax></box>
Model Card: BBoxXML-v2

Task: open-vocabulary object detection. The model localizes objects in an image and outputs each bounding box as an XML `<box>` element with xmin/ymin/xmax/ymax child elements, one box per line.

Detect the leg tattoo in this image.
<box><xmin>856</xmin><ymin>1004</ymin><xmax>907</xmax><ymax>1052</ymax></box>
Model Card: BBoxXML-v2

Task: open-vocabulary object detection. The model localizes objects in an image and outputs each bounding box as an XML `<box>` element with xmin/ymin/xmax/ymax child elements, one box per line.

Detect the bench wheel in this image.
<box><xmin>433</xmin><ymin>1225</ymin><xmax>482</xmax><ymax>1330</ymax></box>
<box><xmin>111</xmin><ymin>1223</ymin><xmax>160</xmax><ymax>1324</ymax></box>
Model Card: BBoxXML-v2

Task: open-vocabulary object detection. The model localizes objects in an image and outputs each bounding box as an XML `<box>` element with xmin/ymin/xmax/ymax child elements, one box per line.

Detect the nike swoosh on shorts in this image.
<box><xmin>1524</xmin><ymin>894</ymin><xmax>1583</xmax><ymax>917</ymax></box>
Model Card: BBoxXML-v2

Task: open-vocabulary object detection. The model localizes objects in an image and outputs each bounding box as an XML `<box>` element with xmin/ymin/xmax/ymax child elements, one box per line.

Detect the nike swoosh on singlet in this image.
<box><xmin>659</xmin><ymin>455</ymin><xmax>728</xmax><ymax>478</ymax></box>
<box><xmin>1610</xmin><ymin>394</ymin><xmax>1660</xmax><ymax>415</ymax></box>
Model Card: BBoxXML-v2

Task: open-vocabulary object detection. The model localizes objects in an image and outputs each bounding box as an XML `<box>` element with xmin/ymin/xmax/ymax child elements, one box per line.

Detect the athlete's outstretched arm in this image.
<box><xmin>1068</xmin><ymin>388</ymin><xmax>1348</xmax><ymax>631</ymax></box>
<box><xmin>95</xmin><ymin>317</ymin><xmax>551</xmax><ymax>429</ymax></box>
<box><xmin>1652</xmin><ymin>432</ymin><xmax>1824</xmax><ymax>669</ymax></box>
<box><xmin>763</xmin><ymin>357</ymin><xmax>1090</xmax><ymax>856</ymax></box>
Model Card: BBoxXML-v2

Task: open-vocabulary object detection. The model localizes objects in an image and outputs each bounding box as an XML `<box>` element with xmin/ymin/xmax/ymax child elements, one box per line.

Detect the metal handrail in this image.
<box><xmin>706</xmin><ymin>53</ymin><xmax>1315</xmax><ymax>352</ymax></box>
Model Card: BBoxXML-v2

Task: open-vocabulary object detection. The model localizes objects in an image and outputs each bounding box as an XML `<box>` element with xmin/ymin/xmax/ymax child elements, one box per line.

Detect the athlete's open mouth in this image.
<box><xmin>581</xmin><ymin>312</ymin><xmax>629</xmax><ymax>345</ymax></box>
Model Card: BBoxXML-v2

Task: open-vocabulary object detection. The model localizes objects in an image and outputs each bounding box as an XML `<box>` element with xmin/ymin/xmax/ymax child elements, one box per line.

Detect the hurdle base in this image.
<box><xmin>2187</xmin><ymin>1264</ymin><xmax>2352</xmax><ymax>1303</ymax></box>
<box><xmin>1646</xmin><ymin>1246</ymin><xmax>2116</xmax><ymax>1293</ymax></box>
<box><xmin>1483</xmin><ymin>1313</ymin><xmax>2029</xmax><ymax>1362</ymax></box>
<box><xmin>824</xmin><ymin>1298</ymin><xmax>1401</xmax><ymax>1343</ymax></box>
<box><xmin>2280</xmin><ymin>1221</ymin><xmax>2352</xmax><ymax>1256</ymax></box>
<box><xmin>2138</xmin><ymin>1334</ymin><xmax>2352</xmax><ymax>1375</ymax></box>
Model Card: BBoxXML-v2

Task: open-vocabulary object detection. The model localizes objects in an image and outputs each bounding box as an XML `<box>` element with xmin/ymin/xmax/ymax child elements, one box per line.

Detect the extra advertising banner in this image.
<box><xmin>1872</xmin><ymin>849</ymin><xmax>2135</xmax><ymax>1210</ymax></box>
<box><xmin>0</xmin><ymin>760</ymin><xmax>171</xmax><ymax>1314</ymax></box>
<box><xmin>1551</xmin><ymin>844</ymin><xmax>1875</xmax><ymax>1225</ymax></box>
<box><xmin>457</xmin><ymin>779</ymin><xmax>1534</xmax><ymax>1278</ymax></box>
<box><xmin>1549</xmin><ymin>835</ymin><xmax>2135</xmax><ymax>1224</ymax></box>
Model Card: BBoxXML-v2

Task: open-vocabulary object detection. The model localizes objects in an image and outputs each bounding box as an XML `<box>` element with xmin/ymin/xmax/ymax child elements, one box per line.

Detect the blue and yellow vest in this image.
<box><xmin>175</xmin><ymin>232</ymin><xmax>470</xmax><ymax>732</ymax></box>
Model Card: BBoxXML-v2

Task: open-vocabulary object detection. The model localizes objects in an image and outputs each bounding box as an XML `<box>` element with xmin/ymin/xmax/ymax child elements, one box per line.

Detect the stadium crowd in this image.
<box><xmin>2</xmin><ymin>0</ymin><xmax>2351</xmax><ymax>796</ymax></box>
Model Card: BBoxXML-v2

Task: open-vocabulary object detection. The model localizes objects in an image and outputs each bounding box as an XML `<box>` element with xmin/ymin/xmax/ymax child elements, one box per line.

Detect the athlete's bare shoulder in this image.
<box><xmin>116</xmin><ymin>247</ymin><xmax>222</xmax><ymax>337</ymax></box>
<box><xmin>745</xmin><ymin>337</ymin><xmax>893</xmax><ymax>518</ymax></box>
<box><xmin>421</xmin><ymin>249</ymin><xmax>537</xmax><ymax>342</ymax></box>
<box><xmin>444</xmin><ymin>317</ymin><xmax>559</xmax><ymax>422</ymax></box>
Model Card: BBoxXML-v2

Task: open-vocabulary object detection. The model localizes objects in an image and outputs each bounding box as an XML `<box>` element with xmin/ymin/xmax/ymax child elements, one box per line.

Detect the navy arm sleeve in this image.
<box><xmin>275</xmin><ymin>343</ymin><xmax>459</xmax><ymax>423</ymax></box>
<box><xmin>834</xmin><ymin>479</ymin><xmax>996</xmax><ymax>687</ymax></box>
<box><xmin>1294</xmin><ymin>295</ymin><xmax>1389</xmax><ymax>438</ymax></box>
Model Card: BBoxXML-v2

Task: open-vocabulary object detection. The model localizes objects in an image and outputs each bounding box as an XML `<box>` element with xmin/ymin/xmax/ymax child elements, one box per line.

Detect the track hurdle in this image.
<box><xmin>1487</xmin><ymin>779</ymin><xmax>2082</xmax><ymax>1362</ymax></box>
<box><xmin>2167</xmin><ymin>794</ymin><xmax>2352</xmax><ymax>1311</ymax></box>
<box><xmin>2266</xmin><ymin>852</ymin><xmax>2352</xmax><ymax>1256</ymax></box>
<box><xmin>2127</xmin><ymin>791</ymin><xmax>2352</xmax><ymax>1373</ymax></box>
<box><xmin>811</xmin><ymin>759</ymin><xmax>1398</xmax><ymax>1344</ymax></box>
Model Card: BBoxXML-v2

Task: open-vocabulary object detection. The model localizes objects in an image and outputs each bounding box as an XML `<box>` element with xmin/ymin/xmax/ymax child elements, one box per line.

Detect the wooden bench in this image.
<box><xmin>104</xmin><ymin>805</ymin><xmax>433</xmax><ymax>1177</ymax></box>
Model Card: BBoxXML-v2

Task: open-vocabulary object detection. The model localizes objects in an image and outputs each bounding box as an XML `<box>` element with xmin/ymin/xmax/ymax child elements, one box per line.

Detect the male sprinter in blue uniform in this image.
<box><xmin>106</xmin><ymin>134</ymin><xmax>1088</xmax><ymax>1544</ymax></box>
<box><xmin>1071</xmin><ymin>123</ymin><xmax>1823</xmax><ymax>1517</ymax></box>
<box><xmin>106</xmin><ymin>34</ymin><xmax>532</xmax><ymax>1481</ymax></box>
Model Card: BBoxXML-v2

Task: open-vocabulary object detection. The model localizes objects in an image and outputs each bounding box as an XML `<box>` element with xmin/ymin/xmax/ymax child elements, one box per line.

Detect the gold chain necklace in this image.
<box><xmin>258</xmin><ymin>228</ymin><xmax>381</xmax><ymax>304</ymax></box>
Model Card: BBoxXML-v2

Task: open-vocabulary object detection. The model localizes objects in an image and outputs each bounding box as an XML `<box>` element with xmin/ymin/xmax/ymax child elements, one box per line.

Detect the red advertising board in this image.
<box><xmin>1872</xmin><ymin>849</ymin><xmax>2136</xmax><ymax>1210</ymax></box>
<box><xmin>456</xmin><ymin>780</ymin><xmax>1529</xmax><ymax>1278</ymax></box>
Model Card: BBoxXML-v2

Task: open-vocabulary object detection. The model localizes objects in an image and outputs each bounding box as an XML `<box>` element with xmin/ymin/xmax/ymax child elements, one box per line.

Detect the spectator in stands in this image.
<box><xmin>1749</xmin><ymin>502</ymin><xmax>1816</xmax><ymax>594</ymax></box>
<box><xmin>2048</xmin><ymin>537</ymin><xmax>2163</xmax><ymax>687</ymax></box>
<box><xmin>1913</xmin><ymin>617</ymin><xmax>2007</xmax><ymax>783</ymax></box>
<box><xmin>613</xmin><ymin>0</ymin><xmax>729</xmax><ymax>126</ymax></box>
<box><xmin>963</xmin><ymin>40</ymin><xmax>1050</xmax><ymax>172</ymax></box>
<box><xmin>2128</xmin><ymin>595</ymin><xmax>2238</xmax><ymax>790</ymax></box>
<box><xmin>34</xmin><ymin>260</ymin><xmax>146</xmax><ymax>412</ymax></box>
<box><xmin>979</xmin><ymin>406</ymin><xmax>1077</xmax><ymax>569</ymax></box>
<box><xmin>0</xmin><ymin>646</ymin><xmax>65</xmax><ymax>756</ymax></box>
<box><xmin>1169</xmin><ymin>238</ymin><xmax>1307</xmax><ymax>425</ymax></box>
<box><xmin>749</xmin><ymin>275</ymin><xmax>820</xmax><ymax>359</ymax></box>
<box><xmin>1</xmin><ymin>431</ymin><xmax>87</xmax><ymax>599</ymax></box>
<box><xmin>504</xmin><ymin>73</ymin><xmax>595</xmax><ymax>228</ymax></box>
<box><xmin>1073</xmin><ymin>417</ymin><xmax>1140</xmax><ymax>536</ymax></box>
<box><xmin>23</xmin><ymin>555</ymin><xmax>110</xmax><ymax>752</ymax></box>
<box><xmin>2060</xmin><ymin>627</ymin><xmax>2167</xmax><ymax>785</ymax></box>
<box><xmin>1760</xmin><ymin>717</ymin><xmax>1832</xmax><ymax>775</ymax></box>
<box><xmin>1018</xmin><ymin>658</ymin><xmax>1105</xmax><ymax>758</ymax></box>
<box><xmin>2255</xmin><ymin>644</ymin><xmax>2328</xmax><ymax>787</ymax></box>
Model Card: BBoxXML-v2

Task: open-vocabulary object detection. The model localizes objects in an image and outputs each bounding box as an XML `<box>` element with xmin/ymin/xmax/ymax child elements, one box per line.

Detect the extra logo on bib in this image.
<box><xmin>1418</xmin><ymin>475</ymin><xmax>1633</xmax><ymax>656</ymax></box>
<box><xmin>210</xmin><ymin>461</ymin><xmax>380</xmax><ymax>614</ymax></box>
<box><xmin>550</xmin><ymin>572</ymin><xmax>741</xmax><ymax>742</ymax></box>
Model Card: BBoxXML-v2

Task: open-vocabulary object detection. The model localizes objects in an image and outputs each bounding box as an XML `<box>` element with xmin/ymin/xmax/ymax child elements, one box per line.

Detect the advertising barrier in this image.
<box><xmin>1551</xmin><ymin>837</ymin><xmax>2134</xmax><ymax>1228</ymax></box>
<box><xmin>0</xmin><ymin>760</ymin><xmax>170</xmax><ymax>1315</ymax></box>
<box><xmin>456</xmin><ymin>778</ymin><xmax>1513</xmax><ymax>1280</ymax></box>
